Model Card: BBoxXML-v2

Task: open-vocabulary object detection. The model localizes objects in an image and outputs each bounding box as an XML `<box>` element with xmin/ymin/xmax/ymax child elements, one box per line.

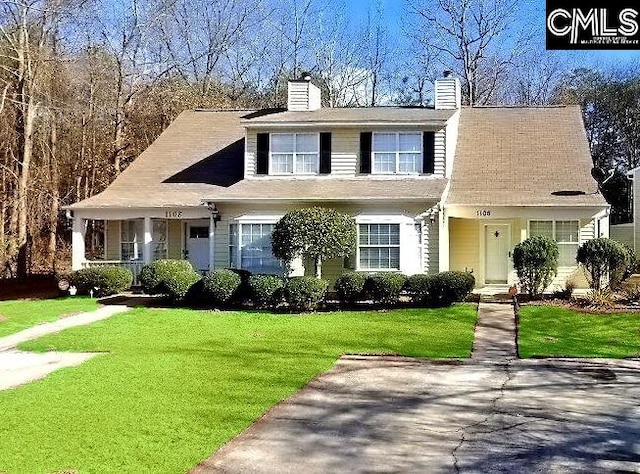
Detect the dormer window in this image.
<box><xmin>270</xmin><ymin>133</ymin><xmax>319</xmax><ymax>174</ymax></box>
<box><xmin>372</xmin><ymin>132</ymin><xmax>422</xmax><ymax>174</ymax></box>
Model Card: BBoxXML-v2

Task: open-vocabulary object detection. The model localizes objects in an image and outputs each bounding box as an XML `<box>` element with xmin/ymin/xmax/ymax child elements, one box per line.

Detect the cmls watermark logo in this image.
<box><xmin>546</xmin><ymin>0</ymin><xmax>640</xmax><ymax>49</ymax></box>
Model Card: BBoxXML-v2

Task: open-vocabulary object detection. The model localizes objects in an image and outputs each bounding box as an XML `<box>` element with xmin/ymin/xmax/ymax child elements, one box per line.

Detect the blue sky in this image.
<box><xmin>344</xmin><ymin>0</ymin><xmax>640</xmax><ymax>69</ymax></box>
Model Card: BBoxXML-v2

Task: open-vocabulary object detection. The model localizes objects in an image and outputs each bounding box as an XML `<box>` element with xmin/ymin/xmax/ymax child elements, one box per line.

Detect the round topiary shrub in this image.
<box><xmin>577</xmin><ymin>238</ymin><xmax>630</xmax><ymax>290</ymax></box>
<box><xmin>428</xmin><ymin>271</ymin><xmax>475</xmax><ymax>307</ymax></box>
<box><xmin>403</xmin><ymin>274</ymin><xmax>434</xmax><ymax>307</ymax></box>
<box><xmin>284</xmin><ymin>276</ymin><xmax>329</xmax><ymax>312</ymax></box>
<box><xmin>248</xmin><ymin>274</ymin><xmax>285</xmax><ymax>309</ymax></box>
<box><xmin>334</xmin><ymin>271</ymin><xmax>366</xmax><ymax>306</ymax></box>
<box><xmin>202</xmin><ymin>269</ymin><xmax>242</xmax><ymax>307</ymax></box>
<box><xmin>70</xmin><ymin>266</ymin><xmax>133</xmax><ymax>297</ymax></box>
<box><xmin>365</xmin><ymin>272</ymin><xmax>407</xmax><ymax>306</ymax></box>
<box><xmin>139</xmin><ymin>259</ymin><xmax>200</xmax><ymax>302</ymax></box>
<box><xmin>513</xmin><ymin>235</ymin><xmax>559</xmax><ymax>298</ymax></box>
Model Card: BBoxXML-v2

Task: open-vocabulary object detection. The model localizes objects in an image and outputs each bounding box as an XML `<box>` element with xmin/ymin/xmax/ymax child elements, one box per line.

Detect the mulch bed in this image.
<box><xmin>0</xmin><ymin>275</ymin><xmax>60</xmax><ymax>301</ymax></box>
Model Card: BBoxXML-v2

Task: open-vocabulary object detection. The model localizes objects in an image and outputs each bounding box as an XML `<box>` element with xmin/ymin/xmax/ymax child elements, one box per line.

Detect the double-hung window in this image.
<box><xmin>529</xmin><ymin>220</ymin><xmax>580</xmax><ymax>266</ymax></box>
<box><xmin>358</xmin><ymin>224</ymin><xmax>400</xmax><ymax>270</ymax></box>
<box><xmin>372</xmin><ymin>132</ymin><xmax>422</xmax><ymax>174</ymax></box>
<box><xmin>151</xmin><ymin>219</ymin><xmax>167</xmax><ymax>260</ymax></box>
<box><xmin>271</xmin><ymin>133</ymin><xmax>319</xmax><ymax>174</ymax></box>
<box><xmin>229</xmin><ymin>223</ymin><xmax>282</xmax><ymax>274</ymax></box>
<box><xmin>121</xmin><ymin>219</ymin><xmax>143</xmax><ymax>261</ymax></box>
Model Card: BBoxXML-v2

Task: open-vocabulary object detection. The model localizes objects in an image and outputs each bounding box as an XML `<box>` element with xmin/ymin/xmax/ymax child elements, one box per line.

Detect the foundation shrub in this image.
<box><xmin>248</xmin><ymin>274</ymin><xmax>285</xmax><ymax>309</ymax></box>
<box><xmin>70</xmin><ymin>266</ymin><xmax>133</xmax><ymax>297</ymax></box>
<box><xmin>513</xmin><ymin>236</ymin><xmax>559</xmax><ymax>298</ymax></box>
<box><xmin>577</xmin><ymin>238</ymin><xmax>630</xmax><ymax>290</ymax></box>
<box><xmin>403</xmin><ymin>274</ymin><xmax>434</xmax><ymax>306</ymax></box>
<box><xmin>202</xmin><ymin>269</ymin><xmax>242</xmax><ymax>307</ymax></box>
<box><xmin>365</xmin><ymin>272</ymin><xmax>407</xmax><ymax>306</ymax></box>
<box><xmin>334</xmin><ymin>271</ymin><xmax>366</xmax><ymax>306</ymax></box>
<box><xmin>139</xmin><ymin>259</ymin><xmax>200</xmax><ymax>302</ymax></box>
<box><xmin>428</xmin><ymin>271</ymin><xmax>475</xmax><ymax>307</ymax></box>
<box><xmin>284</xmin><ymin>276</ymin><xmax>328</xmax><ymax>312</ymax></box>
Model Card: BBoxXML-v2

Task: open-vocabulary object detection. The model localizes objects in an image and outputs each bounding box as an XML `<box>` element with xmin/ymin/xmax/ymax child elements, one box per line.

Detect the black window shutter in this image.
<box><xmin>423</xmin><ymin>131</ymin><xmax>435</xmax><ymax>174</ymax></box>
<box><xmin>319</xmin><ymin>132</ymin><xmax>331</xmax><ymax>174</ymax></box>
<box><xmin>360</xmin><ymin>132</ymin><xmax>372</xmax><ymax>174</ymax></box>
<box><xmin>256</xmin><ymin>133</ymin><xmax>269</xmax><ymax>175</ymax></box>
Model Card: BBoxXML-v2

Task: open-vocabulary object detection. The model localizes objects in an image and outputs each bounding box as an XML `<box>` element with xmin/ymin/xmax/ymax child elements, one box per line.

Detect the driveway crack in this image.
<box><xmin>451</xmin><ymin>359</ymin><xmax>515</xmax><ymax>473</ymax></box>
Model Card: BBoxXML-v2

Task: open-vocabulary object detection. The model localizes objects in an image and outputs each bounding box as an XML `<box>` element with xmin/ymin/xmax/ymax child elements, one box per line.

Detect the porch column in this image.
<box><xmin>143</xmin><ymin>217</ymin><xmax>152</xmax><ymax>264</ymax></box>
<box><xmin>208</xmin><ymin>214</ymin><xmax>215</xmax><ymax>270</ymax></box>
<box><xmin>438</xmin><ymin>210</ymin><xmax>450</xmax><ymax>272</ymax></box>
<box><xmin>71</xmin><ymin>216</ymin><xmax>86</xmax><ymax>270</ymax></box>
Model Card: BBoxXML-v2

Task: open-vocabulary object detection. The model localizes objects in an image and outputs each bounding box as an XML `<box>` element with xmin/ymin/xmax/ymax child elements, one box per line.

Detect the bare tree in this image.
<box><xmin>409</xmin><ymin>0</ymin><xmax>529</xmax><ymax>105</ymax></box>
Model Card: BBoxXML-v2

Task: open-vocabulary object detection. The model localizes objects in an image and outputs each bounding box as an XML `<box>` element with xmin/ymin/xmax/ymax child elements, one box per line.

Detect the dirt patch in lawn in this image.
<box><xmin>0</xmin><ymin>315</ymin><xmax>6</xmax><ymax>323</ymax></box>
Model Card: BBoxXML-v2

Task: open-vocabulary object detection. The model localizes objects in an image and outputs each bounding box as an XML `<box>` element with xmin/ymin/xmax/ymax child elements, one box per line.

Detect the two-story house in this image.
<box><xmin>67</xmin><ymin>74</ymin><xmax>609</xmax><ymax>289</ymax></box>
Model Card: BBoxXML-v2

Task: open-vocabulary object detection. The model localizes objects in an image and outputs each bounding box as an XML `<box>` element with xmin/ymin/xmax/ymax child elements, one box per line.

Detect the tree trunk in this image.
<box><xmin>315</xmin><ymin>255</ymin><xmax>322</xmax><ymax>279</ymax></box>
<box><xmin>47</xmin><ymin>120</ymin><xmax>59</xmax><ymax>272</ymax></box>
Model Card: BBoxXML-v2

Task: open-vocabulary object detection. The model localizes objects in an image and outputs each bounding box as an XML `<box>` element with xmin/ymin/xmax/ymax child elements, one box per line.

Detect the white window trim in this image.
<box><xmin>229</xmin><ymin>220</ymin><xmax>283</xmax><ymax>274</ymax></box>
<box><xmin>269</xmin><ymin>132</ymin><xmax>320</xmax><ymax>175</ymax></box>
<box><xmin>356</xmin><ymin>223</ymin><xmax>402</xmax><ymax>272</ymax></box>
<box><xmin>372</xmin><ymin>131</ymin><xmax>422</xmax><ymax>175</ymax></box>
<box><xmin>527</xmin><ymin>219</ymin><xmax>580</xmax><ymax>267</ymax></box>
<box><xmin>120</xmin><ymin>219</ymin><xmax>143</xmax><ymax>261</ymax></box>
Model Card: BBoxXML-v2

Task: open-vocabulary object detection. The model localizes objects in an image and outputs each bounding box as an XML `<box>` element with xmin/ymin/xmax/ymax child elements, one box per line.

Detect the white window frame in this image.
<box><xmin>269</xmin><ymin>132</ymin><xmax>320</xmax><ymax>175</ymax></box>
<box><xmin>528</xmin><ymin>219</ymin><xmax>580</xmax><ymax>267</ymax></box>
<box><xmin>120</xmin><ymin>219</ymin><xmax>143</xmax><ymax>261</ymax></box>
<box><xmin>372</xmin><ymin>132</ymin><xmax>422</xmax><ymax>175</ymax></box>
<box><xmin>151</xmin><ymin>219</ymin><xmax>168</xmax><ymax>261</ymax></box>
<box><xmin>357</xmin><ymin>223</ymin><xmax>401</xmax><ymax>271</ymax></box>
<box><xmin>228</xmin><ymin>221</ymin><xmax>283</xmax><ymax>275</ymax></box>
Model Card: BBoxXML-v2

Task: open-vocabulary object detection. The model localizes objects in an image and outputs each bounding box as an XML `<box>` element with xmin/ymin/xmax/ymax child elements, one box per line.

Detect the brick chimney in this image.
<box><xmin>287</xmin><ymin>74</ymin><xmax>321</xmax><ymax>111</ymax></box>
<box><xmin>434</xmin><ymin>71</ymin><xmax>461</xmax><ymax>110</ymax></box>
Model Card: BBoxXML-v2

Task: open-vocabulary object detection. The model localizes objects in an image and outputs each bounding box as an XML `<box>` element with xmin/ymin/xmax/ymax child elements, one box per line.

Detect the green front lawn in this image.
<box><xmin>518</xmin><ymin>305</ymin><xmax>640</xmax><ymax>358</ymax></box>
<box><xmin>0</xmin><ymin>297</ymin><xmax>99</xmax><ymax>337</ymax></box>
<box><xmin>0</xmin><ymin>305</ymin><xmax>476</xmax><ymax>473</ymax></box>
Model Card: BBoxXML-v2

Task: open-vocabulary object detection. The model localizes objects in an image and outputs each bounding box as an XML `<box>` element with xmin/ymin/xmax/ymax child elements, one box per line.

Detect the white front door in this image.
<box><xmin>484</xmin><ymin>224</ymin><xmax>510</xmax><ymax>284</ymax></box>
<box><xmin>186</xmin><ymin>223</ymin><xmax>210</xmax><ymax>273</ymax></box>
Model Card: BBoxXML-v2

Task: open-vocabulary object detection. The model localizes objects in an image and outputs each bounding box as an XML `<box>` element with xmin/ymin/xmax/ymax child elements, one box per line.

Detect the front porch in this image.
<box><xmin>442</xmin><ymin>205</ymin><xmax>610</xmax><ymax>289</ymax></box>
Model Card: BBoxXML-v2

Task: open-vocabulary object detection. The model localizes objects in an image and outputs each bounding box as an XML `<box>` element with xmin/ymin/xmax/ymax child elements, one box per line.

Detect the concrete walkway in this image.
<box><xmin>472</xmin><ymin>302</ymin><xmax>517</xmax><ymax>361</ymax></box>
<box><xmin>192</xmin><ymin>303</ymin><xmax>640</xmax><ymax>473</ymax></box>
<box><xmin>0</xmin><ymin>305</ymin><xmax>130</xmax><ymax>390</ymax></box>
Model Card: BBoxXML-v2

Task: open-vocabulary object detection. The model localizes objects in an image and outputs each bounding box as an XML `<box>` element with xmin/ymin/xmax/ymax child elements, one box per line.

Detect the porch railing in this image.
<box><xmin>82</xmin><ymin>260</ymin><xmax>145</xmax><ymax>286</ymax></box>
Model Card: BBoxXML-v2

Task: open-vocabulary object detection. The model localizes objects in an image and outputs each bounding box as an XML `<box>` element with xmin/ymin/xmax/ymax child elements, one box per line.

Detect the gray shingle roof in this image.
<box><xmin>242</xmin><ymin>107</ymin><xmax>455</xmax><ymax>125</ymax></box>
<box><xmin>446</xmin><ymin>106</ymin><xmax>608</xmax><ymax>208</ymax></box>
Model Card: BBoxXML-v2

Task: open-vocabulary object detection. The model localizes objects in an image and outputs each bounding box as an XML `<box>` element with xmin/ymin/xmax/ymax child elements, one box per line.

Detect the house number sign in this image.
<box><xmin>475</xmin><ymin>210</ymin><xmax>491</xmax><ymax>217</ymax></box>
<box><xmin>164</xmin><ymin>210</ymin><xmax>183</xmax><ymax>218</ymax></box>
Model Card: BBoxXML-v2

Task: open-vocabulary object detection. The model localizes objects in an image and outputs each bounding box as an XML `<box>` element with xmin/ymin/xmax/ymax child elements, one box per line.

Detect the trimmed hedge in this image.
<box><xmin>428</xmin><ymin>271</ymin><xmax>475</xmax><ymax>307</ymax></box>
<box><xmin>70</xmin><ymin>266</ymin><xmax>133</xmax><ymax>297</ymax></box>
<box><xmin>403</xmin><ymin>274</ymin><xmax>433</xmax><ymax>307</ymax></box>
<box><xmin>202</xmin><ymin>269</ymin><xmax>242</xmax><ymax>307</ymax></box>
<box><xmin>334</xmin><ymin>271</ymin><xmax>366</xmax><ymax>306</ymax></box>
<box><xmin>365</xmin><ymin>272</ymin><xmax>407</xmax><ymax>306</ymax></box>
<box><xmin>284</xmin><ymin>276</ymin><xmax>329</xmax><ymax>312</ymax></box>
<box><xmin>139</xmin><ymin>259</ymin><xmax>200</xmax><ymax>301</ymax></box>
<box><xmin>513</xmin><ymin>235</ymin><xmax>559</xmax><ymax>298</ymax></box>
<box><xmin>248</xmin><ymin>274</ymin><xmax>285</xmax><ymax>309</ymax></box>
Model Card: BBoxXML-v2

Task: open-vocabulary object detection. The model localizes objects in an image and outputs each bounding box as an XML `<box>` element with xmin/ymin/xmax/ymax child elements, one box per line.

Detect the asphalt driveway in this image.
<box><xmin>194</xmin><ymin>301</ymin><xmax>640</xmax><ymax>473</ymax></box>
<box><xmin>193</xmin><ymin>355</ymin><xmax>640</xmax><ymax>473</ymax></box>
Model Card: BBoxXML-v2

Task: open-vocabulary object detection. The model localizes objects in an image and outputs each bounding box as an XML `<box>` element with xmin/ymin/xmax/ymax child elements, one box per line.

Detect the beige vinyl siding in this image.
<box><xmin>304</xmin><ymin>257</ymin><xmax>344</xmax><ymax>289</ymax></box>
<box><xmin>434</xmin><ymin>129</ymin><xmax>446</xmax><ymax>176</ymax></box>
<box><xmin>213</xmin><ymin>215</ymin><xmax>231</xmax><ymax>269</ymax></box>
<box><xmin>167</xmin><ymin>220</ymin><xmax>182</xmax><ymax>259</ymax></box>
<box><xmin>105</xmin><ymin>220</ymin><xmax>120</xmax><ymax>260</ymax></box>
<box><xmin>449</xmin><ymin>218</ymin><xmax>480</xmax><ymax>275</ymax></box>
<box><xmin>331</xmin><ymin>129</ymin><xmax>358</xmax><ymax>175</ymax></box>
<box><xmin>423</xmin><ymin>220</ymin><xmax>439</xmax><ymax>275</ymax></box>
<box><xmin>245</xmin><ymin>132</ymin><xmax>256</xmax><ymax>177</ymax></box>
